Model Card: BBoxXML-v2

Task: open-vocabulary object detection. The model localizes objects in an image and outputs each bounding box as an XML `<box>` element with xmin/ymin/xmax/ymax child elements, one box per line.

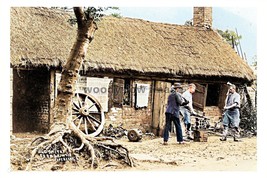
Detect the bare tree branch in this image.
<box><xmin>73</xmin><ymin>7</ymin><xmax>85</xmax><ymax>29</ymax></box>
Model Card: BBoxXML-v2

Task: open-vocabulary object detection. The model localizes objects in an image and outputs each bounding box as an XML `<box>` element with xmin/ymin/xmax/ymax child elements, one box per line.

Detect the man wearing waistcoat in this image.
<box><xmin>163</xmin><ymin>83</ymin><xmax>188</xmax><ymax>145</ymax></box>
<box><xmin>220</xmin><ymin>84</ymin><xmax>242</xmax><ymax>142</ymax></box>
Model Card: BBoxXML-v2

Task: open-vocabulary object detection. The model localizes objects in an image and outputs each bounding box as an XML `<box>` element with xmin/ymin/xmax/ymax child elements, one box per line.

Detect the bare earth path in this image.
<box><xmin>118</xmin><ymin>135</ymin><xmax>257</xmax><ymax>171</ymax></box>
<box><xmin>10</xmin><ymin>133</ymin><xmax>256</xmax><ymax>171</ymax></box>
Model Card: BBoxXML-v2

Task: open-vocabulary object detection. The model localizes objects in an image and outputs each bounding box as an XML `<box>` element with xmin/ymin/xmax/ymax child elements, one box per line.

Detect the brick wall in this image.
<box><xmin>193</xmin><ymin>7</ymin><xmax>212</xmax><ymax>27</ymax></box>
<box><xmin>203</xmin><ymin>106</ymin><xmax>222</xmax><ymax>125</ymax></box>
<box><xmin>105</xmin><ymin>79</ymin><xmax>153</xmax><ymax>133</ymax></box>
<box><xmin>12</xmin><ymin>68</ymin><xmax>50</xmax><ymax>133</ymax></box>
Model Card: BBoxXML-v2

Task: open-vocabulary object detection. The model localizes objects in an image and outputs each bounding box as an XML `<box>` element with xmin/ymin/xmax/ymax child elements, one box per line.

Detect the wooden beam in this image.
<box><xmin>49</xmin><ymin>69</ymin><xmax>56</xmax><ymax>128</ymax></box>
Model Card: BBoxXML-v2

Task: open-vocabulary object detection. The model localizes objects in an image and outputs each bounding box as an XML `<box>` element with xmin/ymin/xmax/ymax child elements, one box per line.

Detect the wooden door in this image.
<box><xmin>152</xmin><ymin>81</ymin><xmax>171</xmax><ymax>136</ymax></box>
<box><xmin>193</xmin><ymin>83</ymin><xmax>207</xmax><ymax>111</ymax></box>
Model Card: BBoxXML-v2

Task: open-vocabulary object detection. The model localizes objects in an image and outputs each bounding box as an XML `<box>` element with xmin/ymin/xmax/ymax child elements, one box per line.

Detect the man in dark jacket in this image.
<box><xmin>163</xmin><ymin>83</ymin><xmax>188</xmax><ymax>145</ymax></box>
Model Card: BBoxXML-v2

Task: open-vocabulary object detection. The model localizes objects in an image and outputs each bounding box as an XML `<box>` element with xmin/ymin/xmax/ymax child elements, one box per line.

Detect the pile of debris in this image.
<box><xmin>240</xmin><ymin>103</ymin><xmax>257</xmax><ymax>137</ymax></box>
<box><xmin>191</xmin><ymin>114</ymin><xmax>210</xmax><ymax>130</ymax></box>
<box><xmin>239</xmin><ymin>84</ymin><xmax>257</xmax><ymax>137</ymax></box>
<box><xmin>190</xmin><ymin>113</ymin><xmax>211</xmax><ymax>142</ymax></box>
<box><xmin>101</xmin><ymin>124</ymin><xmax>155</xmax><ymax>142</ymax></box>
<box><xmin>102</xmin><ymin>124</ymin><xmax>127</xmax><ymax>139</ymax></box>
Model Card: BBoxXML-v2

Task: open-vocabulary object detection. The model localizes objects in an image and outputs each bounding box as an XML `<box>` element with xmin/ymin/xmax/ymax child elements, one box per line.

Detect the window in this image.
<box><xmin>123</xmin><ymin>79</ymin><xmax>131</xmax><ymax>106</ymax></box>
<box><xmin>112</xmin><ymin>78</ymin><xmax>132</xmax><ymax>107</ymax></box>
<box><xmin>113</xmin><ymin>78</ymin><xmax>124</xmax><ymax>107</ymax></box>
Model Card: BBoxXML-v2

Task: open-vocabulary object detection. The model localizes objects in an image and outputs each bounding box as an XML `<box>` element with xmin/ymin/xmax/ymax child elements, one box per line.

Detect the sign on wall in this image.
<box><xmin>135</xmin><ymin>83</ymin><xmax>150</xmax><ymax>108</ymax></box>
<box><xmin>55</xmin><ymin>74</ymin><xmax>112</xmax><ymax>112</ymax></box>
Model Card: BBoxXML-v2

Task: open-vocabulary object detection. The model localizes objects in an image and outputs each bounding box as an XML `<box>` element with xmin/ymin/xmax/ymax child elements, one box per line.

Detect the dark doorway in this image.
<box><xmin>12</xmin><ymin>68</ymin><xmax>50</xmax><ymax>133</ymax></box>
<box><xmin>206</xmin><ymin>84</ymin><xmax>220</xmax><ymax>106</ymax></box>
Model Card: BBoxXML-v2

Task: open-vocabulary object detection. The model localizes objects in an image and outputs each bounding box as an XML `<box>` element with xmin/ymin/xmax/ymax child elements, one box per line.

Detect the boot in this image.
<box><xmin>186</xmin><ymin>124</ymin><xmax>193</xmax><ymax>140</ymax></box>
<box><xmin>187</xmin><ymin>130</ymin><xmax>193</xmax><ymax>140</ymax></box>
<box><xmin>233</xmin><ymin>127</ymin><xmax>242</xmax><ymax>142</ymax></box>
<box><xmin>220</xmin><ymin>126</ymin><xmax>228</xmax><ymax>141</ymax></box>
<box><xmin>220</xmin><ymin>137</ymin><xmax>227</xmax><ymax>141</ymax></box>
<box><xmin>234</xmin><ymin>138</ymin><xmax>242</xmax><ymax>142</ymax></box>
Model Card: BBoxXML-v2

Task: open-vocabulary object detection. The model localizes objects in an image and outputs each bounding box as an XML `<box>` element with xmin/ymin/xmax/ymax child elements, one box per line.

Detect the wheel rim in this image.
<box><xmin>72</xmin><ymin>92</ymin><xmax>105</xmax><ymax>137</ymax></box>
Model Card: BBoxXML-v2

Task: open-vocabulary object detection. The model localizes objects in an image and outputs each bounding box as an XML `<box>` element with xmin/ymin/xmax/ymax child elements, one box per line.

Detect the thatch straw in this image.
<box><xmin>10</xmin><ymin>7</ymin><xmax>255</xmax><ymax>82</ymax></box>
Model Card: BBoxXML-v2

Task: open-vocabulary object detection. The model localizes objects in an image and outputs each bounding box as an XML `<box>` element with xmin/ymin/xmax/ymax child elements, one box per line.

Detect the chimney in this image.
<box><xmin>193</xmin><ymin>7</ymin><xmax>212</xmax><ymax>28</ymax></box>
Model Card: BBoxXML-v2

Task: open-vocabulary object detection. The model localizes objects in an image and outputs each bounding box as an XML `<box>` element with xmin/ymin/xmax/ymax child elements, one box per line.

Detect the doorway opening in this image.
<box><xmin>206</xmin><ymin>84</ymin><xmax>220</xmax><ymax>106</ymax></box>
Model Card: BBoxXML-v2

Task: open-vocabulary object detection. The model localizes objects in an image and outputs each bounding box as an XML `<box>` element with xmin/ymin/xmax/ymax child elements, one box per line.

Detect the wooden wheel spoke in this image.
<box><xmin>77</xmin><ymin>116</ymin><xmax>83</xmax><ymax>129</ymax></box>
<box><xmin>88</xmin><ymin>114</ymin><xmax>101</xmax><ymax>125</ymax></box>
<box><xmin>73</xmin><ymin>102</ymin><xmax>80</xmax><ymax>110</ymax></box>
<box><xmin>88</xmin><ymin>103</ymin><xmax>96</xmax><ymax>110</ymax></box>
<box><xmin>85</xmin><ymin>116</ymin><xmax>97</xmax><ymax>131</ymax></box>
<box><xmin>84</xmin><ymin>117</ymin><xmax>88</xmax><ymax>135</ymax></box>
<box><xmin>72</xmin><ymin>108</ymin><xmax>79</xmax><ymax>113</ymax></box>
<box><xmin>72</xmin><ymin>111</ymin><xmax>80</xmax><ymax>115</ymax></box>
<box><xmin>72</xmin><ymin>92</ymin><xmax>105</xmax><ymax>137</ymax></box>
<box><xmin>76</xmin><ymin>93</ymin><xmax>83</xmax><ymax>108</ymax></box>
<box><xmin>72</xmin><ymin>116</ymin><xmax>80</xmax><ymax>122</ymax></box>
<box><xmin>89</xmin><ymin>112</ymin><xmax>101</xmax><ymax>115</ymax></box>
<box><xmin>84</xmin><ymin>96</ymin><xmax>91</xmax><ymax>106</ymax></box>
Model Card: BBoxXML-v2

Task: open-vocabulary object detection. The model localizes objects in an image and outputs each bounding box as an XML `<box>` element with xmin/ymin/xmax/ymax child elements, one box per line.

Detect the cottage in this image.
<box><xmin>10</xmin><ymin>7</ymin><xmax>255</xmax><ymax>135</ymax></box>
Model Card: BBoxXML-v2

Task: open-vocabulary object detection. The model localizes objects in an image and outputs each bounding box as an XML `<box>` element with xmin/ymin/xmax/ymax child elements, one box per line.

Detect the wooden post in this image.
<box><xmin>151</xmin><ymin>81</ymin><xmax>160</xmax><ymax>136</ymax></box>
<box><xmin>49</xmin><ymin>69</ymin><xmax>55</xmax><ymax>129</ymax></box>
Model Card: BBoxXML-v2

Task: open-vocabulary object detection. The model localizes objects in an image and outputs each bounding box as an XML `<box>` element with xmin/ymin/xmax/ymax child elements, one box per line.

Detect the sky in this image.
<box><xmin>115</xmin><ymin>7</ymin><xmax>257</xmax><ymax>65</ymax></box>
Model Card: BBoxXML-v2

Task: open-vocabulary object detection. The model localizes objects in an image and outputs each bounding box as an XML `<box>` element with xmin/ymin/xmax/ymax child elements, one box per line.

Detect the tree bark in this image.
<box><xmin>53</xmin><ymin>7</ymin><xmax>97</xmax><ymax>124</ymax></box>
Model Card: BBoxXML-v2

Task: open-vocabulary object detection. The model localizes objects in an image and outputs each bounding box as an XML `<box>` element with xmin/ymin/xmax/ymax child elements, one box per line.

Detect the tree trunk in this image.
<box><xmin>26</xmin><ymin>8</ymin><xmax>133</xmax><ymax>170</ymax></box>
<box><xmin>53</xmin><ymin>7</ymin><xmax>97</xmax><ymax>124</ymax></box>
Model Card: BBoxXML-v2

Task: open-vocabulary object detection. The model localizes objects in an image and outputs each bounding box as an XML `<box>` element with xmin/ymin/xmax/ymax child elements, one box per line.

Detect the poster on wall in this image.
<box><xmin>86</xmin><ymin>77</ymin><xmax>112</xmax><ymax>112</ymax></box>
<box><xmin>55</xmin><ymin>74</ymin><xmax>112</xmax><ymax>112</ymax></box>
<box><xmin>135</xmin><ymin>83</ymin><xmax>150</xmax><ymax>108</ymax></box>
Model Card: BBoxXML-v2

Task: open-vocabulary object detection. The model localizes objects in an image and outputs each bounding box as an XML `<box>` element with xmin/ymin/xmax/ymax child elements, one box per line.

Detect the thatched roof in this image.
<box><xmin>10</xmin><ymin>7</ymin><xmax>255</xmax><ymax>83</ymax></box>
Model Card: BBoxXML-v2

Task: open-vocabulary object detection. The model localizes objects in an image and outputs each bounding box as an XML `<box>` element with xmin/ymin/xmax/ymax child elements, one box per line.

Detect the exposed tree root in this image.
<box><xmin>26</xmin><ymin>121</ymin><xmax>133</xmax><ymax>171</ymax></box>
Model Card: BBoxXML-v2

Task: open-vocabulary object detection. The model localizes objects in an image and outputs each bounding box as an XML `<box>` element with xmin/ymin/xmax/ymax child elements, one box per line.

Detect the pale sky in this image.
<box><xmin>222</xmin><ymin>7</ymin><xmax>257</xmax><ymax>24</ymax></box>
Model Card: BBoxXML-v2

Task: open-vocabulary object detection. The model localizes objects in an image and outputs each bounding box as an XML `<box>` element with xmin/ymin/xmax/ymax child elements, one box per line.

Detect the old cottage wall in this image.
<box><xmin>53</xmin><ymin>73</ymin><xmax>154</xmax><ymax>133</ymax></box>
<box><xmin>10</xmin><ymin>68</ymin><xmax>13</xmax><ymax>133</ymax></box>
<box><xmin>106</xmin><ymin>79</ymin><xmax>153</xmax><ymax>133</ymax></box>
<box><xmin>12</xmin><ymin>68</ymin><xmax>50</xmax><ymax>133</ymax></box>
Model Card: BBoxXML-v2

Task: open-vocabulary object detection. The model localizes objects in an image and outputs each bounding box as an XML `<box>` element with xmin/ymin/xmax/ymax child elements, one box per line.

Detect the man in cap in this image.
<box><xmin>220</xmin><ymin>84</ymin><xmax>241</xmax><ymax>142</ymax></box>
<box><xmin>163</xmin><ymin>83</ymin><xmax>189</xmax><ymax>145</ymax></box>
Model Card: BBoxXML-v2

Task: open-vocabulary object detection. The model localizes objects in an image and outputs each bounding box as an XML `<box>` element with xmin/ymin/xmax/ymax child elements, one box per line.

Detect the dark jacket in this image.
<box><xmin>165</xmin><ymin>89</ymin><xmax>183</xmax><ymax>118</ymax></box>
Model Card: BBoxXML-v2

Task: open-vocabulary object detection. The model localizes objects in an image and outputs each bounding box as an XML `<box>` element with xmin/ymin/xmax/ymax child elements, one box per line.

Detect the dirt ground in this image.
<box><xmin>10</xmin><ymin>132</ymin><xmax>257</xmax><ymax>171</ymax></box>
